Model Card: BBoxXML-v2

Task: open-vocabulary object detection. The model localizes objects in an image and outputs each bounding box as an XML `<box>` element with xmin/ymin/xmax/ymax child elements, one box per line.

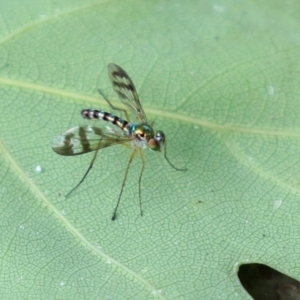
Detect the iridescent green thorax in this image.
<box><xmin>130</xmin><ymin>123</ymin><xmax>154</xmax><ymax>140</ymax></box>
<box><xmin>129</xmin><ymin>123</ymin><xmax>165</xmax><ymax>151</ymax></box>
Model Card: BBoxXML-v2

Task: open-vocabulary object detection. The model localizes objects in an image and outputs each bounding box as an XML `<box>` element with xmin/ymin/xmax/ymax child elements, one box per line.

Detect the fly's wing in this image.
<box><xmin>52</xmin><ymin>125</ymin><xmax>133</xmax><ymax>156</ymax></box>
<box><xmin>107</xmin><ymin>63</ymin><xmax>147</xmax><ymax>123</ymax></box>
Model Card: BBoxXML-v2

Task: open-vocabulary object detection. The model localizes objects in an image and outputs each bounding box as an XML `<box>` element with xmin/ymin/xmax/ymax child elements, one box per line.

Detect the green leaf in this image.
<box><xmin>0</xmin><ymin>0</ymin><xmax>299</xmax><ymax>299</ymax></box>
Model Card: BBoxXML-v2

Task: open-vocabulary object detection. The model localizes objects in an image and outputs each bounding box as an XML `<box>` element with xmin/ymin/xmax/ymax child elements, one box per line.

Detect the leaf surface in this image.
<box><xmin>0</xmin><ymin>0</ymin><xmax>300</xmax><ymax>299</ymax></box>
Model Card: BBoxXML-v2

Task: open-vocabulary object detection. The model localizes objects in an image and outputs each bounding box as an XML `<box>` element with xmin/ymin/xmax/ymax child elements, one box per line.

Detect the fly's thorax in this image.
<box><xmin>129</xmin><ymin>123</ymin><xmax>152</xmax><ymax>148</ymax></box>
<box><xmin>130</xmin><ymin>124</ymin><xmax>165</xmax><ymax>150</ymax></box>
<box><xmin>130</xmin><ymin>123</ymin><xmax>154</xmax><ymax>140</ymax></box>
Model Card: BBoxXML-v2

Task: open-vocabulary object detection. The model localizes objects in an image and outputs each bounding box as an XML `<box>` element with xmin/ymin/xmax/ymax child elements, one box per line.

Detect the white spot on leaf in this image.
<box><xmin>274</xmin><ymin>199</ymin><xmax>283</xmax><ymax>210</ymax></box>
<box><xmin>213</xmin><ymin>4</ymin><xmax>225</xmax><ymax>13</ymax></box>
<box><xmin>268</xmin><ymin>86</ymin><xmax>275</xmax><ymax>96</ymax></box>
<box><xmin>35</xmin><ymin>165</ymin><xmax>43</xmax><ymax>174</ymax></box>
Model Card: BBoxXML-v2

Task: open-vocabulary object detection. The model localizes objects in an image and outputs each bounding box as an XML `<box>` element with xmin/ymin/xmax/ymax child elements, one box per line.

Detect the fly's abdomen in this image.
<box><xmin>81</xmin><ymin>109</ymin><xmax>129</xmax><ymax>133</ymax></box>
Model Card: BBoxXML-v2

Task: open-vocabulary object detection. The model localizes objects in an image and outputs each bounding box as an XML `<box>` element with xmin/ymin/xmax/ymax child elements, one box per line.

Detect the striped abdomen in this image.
<box><xmin>81</xmin><ymin>109</ymin><xmax>130</xmax><ymax>134</ymax></box>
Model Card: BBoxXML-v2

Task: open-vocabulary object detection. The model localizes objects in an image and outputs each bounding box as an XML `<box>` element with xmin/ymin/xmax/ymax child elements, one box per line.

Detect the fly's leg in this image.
<box><xmin>163</xmin><ymin>140</ymin><xmax>188</xmax><ymax>171</ymax></box>
<box><xmin>66</xmin><ymin>142</ymin><xmax>101</xmax><ymax>198</ymax></box>
<box><xmin>112</xmin><ymin>149</ymin><xmax>137</xmax><ymax>221</ymax></box>
<box><xmin>138</xmin><ymin>149</ymin><xmax>146</xmax><ymax>217</ymax></box>
<box><xmin>98</xmin><ymin>89</ymin><xmax>131</xmax><ymax>122</ymax></box>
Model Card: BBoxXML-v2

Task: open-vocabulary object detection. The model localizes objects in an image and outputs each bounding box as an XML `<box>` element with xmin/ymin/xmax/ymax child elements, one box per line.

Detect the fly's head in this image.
<box><xmin>133</xmin><ymin>124</ymin><xmax>165</xmax><ymax>151</ymax></box>
<box><xmin>148</xmin><ymin>130</ymin><xmax>165</xmax><ymax>152</ymax></box>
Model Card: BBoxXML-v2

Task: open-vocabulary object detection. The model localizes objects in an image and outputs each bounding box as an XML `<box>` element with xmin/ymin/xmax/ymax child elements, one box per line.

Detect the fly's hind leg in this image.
<box><xmin>112</xmin><ymin>149</ymin><xmax>137</xmax><ymax>221</ymax></box>
<box><xmin>98</xmin><ymin>89</ymin><xmax>131</xmax><ymax>122</ymax></box>
<box><xmin>138</xmin><ymin>149</ymin><xmax>146</xmax><ymax>217</ymax></box>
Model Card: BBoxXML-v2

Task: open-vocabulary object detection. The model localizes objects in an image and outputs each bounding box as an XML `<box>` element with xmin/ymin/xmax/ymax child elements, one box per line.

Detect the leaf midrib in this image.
<box><xmin>1</xmin><ymin>76</ymin><xmax>299</xmax><ymax>138</ymax></box>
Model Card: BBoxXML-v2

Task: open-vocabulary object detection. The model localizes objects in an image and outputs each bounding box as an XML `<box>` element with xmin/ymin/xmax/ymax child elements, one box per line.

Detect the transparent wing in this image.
<box><xmin>52</xmin><ymin>125</ymin><xmax>133</xmax><ymax>156</ymax></box>
<box><xmin>107</xmin><ymin>63</ymin><xmax>147</xmax><ymax>123</ymax></box>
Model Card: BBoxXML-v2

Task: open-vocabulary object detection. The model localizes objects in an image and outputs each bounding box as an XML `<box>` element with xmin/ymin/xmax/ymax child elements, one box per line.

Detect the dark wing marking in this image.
<box><xmin>107</xmin><ymin>63</ymin><xmax>147</xmax><ymax>123</ymax></box>
<box><xmin>52</xmin><ymin>125</ymin><xmax>133</xmax><ymax>156</ymax></box>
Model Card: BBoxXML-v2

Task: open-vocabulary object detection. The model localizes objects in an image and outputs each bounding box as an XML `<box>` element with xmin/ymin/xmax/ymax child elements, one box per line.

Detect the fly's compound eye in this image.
<box><xmin>148</xmin><ymin>139</ymin><xmax>160</xmax><ymax>151</ymax></box>
<box><xmin>155</xmin><ymin>130</ymin><xmax>165</xmax><ymax>144</ymax></box>
<box><xmin>148</xmin><ymin>130</ymin><xmax>165</xmax><ymax>151</ymax></box>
